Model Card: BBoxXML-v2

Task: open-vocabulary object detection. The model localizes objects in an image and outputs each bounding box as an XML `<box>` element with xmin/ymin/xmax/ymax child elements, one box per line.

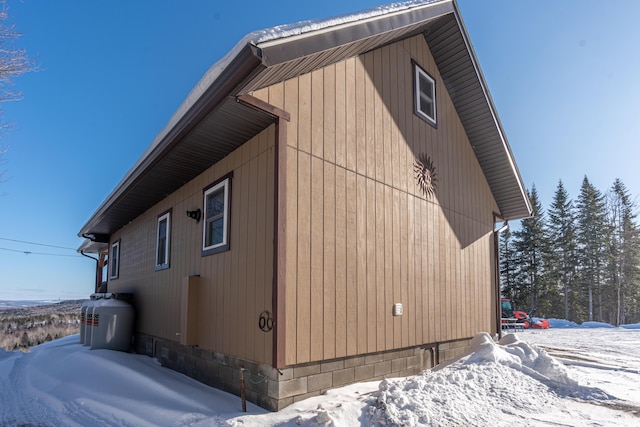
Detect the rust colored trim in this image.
<box><xmin>236</xmin><ymin>94</ymin><xmax>291</xmax><ymax>122</ymax></box>
<box><xmin>274</xmin><ymin>117</ymin><xmax>288</xmax><ymax>369</ymax></box>
<box><xmin>237</xmin><ymin>93</ymin><xmax>289</xmax><ymax>368</ymax></box>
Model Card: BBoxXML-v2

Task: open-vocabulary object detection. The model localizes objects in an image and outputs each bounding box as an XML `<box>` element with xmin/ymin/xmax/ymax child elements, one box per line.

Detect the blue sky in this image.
<box><xmin>0</xmin><ymin>0</ymin><xmax>639</xmax><ymax>300</ymax></box>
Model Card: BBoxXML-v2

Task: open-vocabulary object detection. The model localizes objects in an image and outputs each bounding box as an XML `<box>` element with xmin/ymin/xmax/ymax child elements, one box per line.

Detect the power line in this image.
<box><xmin>0</xmin><ymin>237</ymin><xmax>77</xmax><ymax>251</ymax></box>
<box><xmin>0</xmin><ymin>247</ymin><xmax>82</xmax><ymax>258</ymax></box>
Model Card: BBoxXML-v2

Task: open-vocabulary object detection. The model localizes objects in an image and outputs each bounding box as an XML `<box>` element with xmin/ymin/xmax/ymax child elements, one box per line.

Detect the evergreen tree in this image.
<box><xmin>512</xmin><ymin>185</ymin><xmax>552</xmax><ymax>315</ymax></box>
<box><xmin>499</xmin><ymin>227</ymin><xmax>518</xmax><ymax>302</ymax></box>
<box><xmin>547</xmin><ymin>180</ymin><xmax>578</xmax><ymax>320</ymax></box>
<box><xmin>19</xmin><ymin>331</ymin><xmax>29</xmax><ymax>348</ymax></box>
<box><xmin>606</xmin><ymin>179</ymin><xmax>640</xmax><ymax>325</ymax></box>
<box><xmin>575</xmin><ymin>176</ymin><xmax>609</xmax><ymax>322</ymax></box>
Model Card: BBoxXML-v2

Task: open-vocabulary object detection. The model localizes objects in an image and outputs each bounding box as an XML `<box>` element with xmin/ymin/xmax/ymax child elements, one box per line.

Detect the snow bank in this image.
<box><xmin>621</xmin><ymin>323</ymin><xmax>640</xmax><ymax>329</ymax></box>
<box><xmin>580</xmin><ymin>321</ymin><xmax>615</xmax><ymax>328</ymax></box>
<box><xmin>367</xmin><ymin>333</ymin><xmax>613</xmax><ymax>426</ymax></box>
<box><xmin>547</xmin><ymin>318</ymin><xmax>580</xmax><ymax>328</ymax></box>
<box><xmin>2</xmin><ymin>331</ymin><xmax>638</xmax><ymax>426</ymax></box>
<box><xmin>548</xmin><ymin>318</ymin><xmax>633</xmax><ymax>329</ymax></box>
<box><xmin>0</xmin><ymin>335</ymin><xmax>264</xmax><ymax>426</ymax></box>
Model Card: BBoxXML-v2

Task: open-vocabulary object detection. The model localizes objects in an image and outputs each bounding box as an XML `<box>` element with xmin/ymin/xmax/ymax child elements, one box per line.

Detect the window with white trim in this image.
<box><xmin>414</xmin><ymin>63</ymin><xmax>437</xmax><ymax>126</ymax></box>
<box><xmin>110</xmin><ymin>240</ymin><xmax>120</xmax><ymax>279</ymax></box>
<box><xmin>156</xmin><ymin>211</ymin><xmax>171</xmax><ymax>270</ymax></box>
<box><xmin>202</xmin><ymin>176</ymin><xmax>231</xmax><ymax>255</ymax></box>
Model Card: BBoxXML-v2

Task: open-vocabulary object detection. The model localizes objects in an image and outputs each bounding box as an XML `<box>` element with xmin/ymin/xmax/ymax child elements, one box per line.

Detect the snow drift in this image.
<box><xmin>368</xmin><ymin>333</ymin><xmax>614</xmax><ymax>426</ymax></box>
<box><xmin>1</xmin><ymin>329</ymin><xmax>639</xmax><ymax>426</ymax></box>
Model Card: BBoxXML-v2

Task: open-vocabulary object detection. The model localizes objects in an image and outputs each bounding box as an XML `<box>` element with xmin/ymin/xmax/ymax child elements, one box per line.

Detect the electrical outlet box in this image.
<box><xmin>393</xmin><ymin>303</ymin><xmax>403</xmax><ymax>316</ymax></box>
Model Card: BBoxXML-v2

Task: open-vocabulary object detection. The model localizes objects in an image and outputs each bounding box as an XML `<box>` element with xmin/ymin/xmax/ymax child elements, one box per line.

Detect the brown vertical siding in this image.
<box><xmin>345</xmin><ymin>170</ymin><xmax>358</xmax><ymax>356</ymax></box>
<box><xmin>323</xmin><ymin>161</ymin><xmax>336</xmax><ymax>360</ymax></box>
<box><xmin>310</xmin><ymin>155</ymin><xmax>324</xmax><ymax>361</ymax></box>
<box><xmin>107</xmin><ymin>126</ymin><xmax>276</xmax><ymax>365</ymax></box>
<box><xmin>296</xmin><ymin>151</ymin><xmax>311</xmax><ymax>363</ymax></box>
<box><xmin>285</xmin><ymin>147</ymin><xmax>298</xmax><ymax>363</ymax></box>
<box><xmin>252</xmin><ymin>33</ymin><xmax>499</xmax><ymax>366</ymax></box>
<box><xmin>384</xmin><ymin>184</ymin><xmax>394</xmax><ymax>350</ymax></box>
<box><xmin>375</xmin><ymin>180</ymin><xmax>385</xmax><ymax>351</ymax></box>
<box><xmin>105</xmin><ymin>29</ymin><xmax>502</xmax><ymax>369</ymax></box>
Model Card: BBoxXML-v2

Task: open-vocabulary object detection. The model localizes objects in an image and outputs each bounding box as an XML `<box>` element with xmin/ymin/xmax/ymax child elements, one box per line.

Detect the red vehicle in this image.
<box><xmin>501</xmin><ymin>297</ymin><xmax>549</xmax><ymax>329</ymax></box>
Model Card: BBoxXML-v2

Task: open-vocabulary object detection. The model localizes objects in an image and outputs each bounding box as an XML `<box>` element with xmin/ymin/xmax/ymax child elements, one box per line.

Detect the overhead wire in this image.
<box><xmin>0</xmin><ymin>247</ymin><xmax>82</xmax><ymax>258</ymax></box>
<box><xmin>0</xmin><ymin>237</ymin><xmax>77</xmax><ymax>251</ymax></box>
<box><xmin>0</xmin><ymin>236</ymin><xmax>81</xmax><ymax>258</ymax></box>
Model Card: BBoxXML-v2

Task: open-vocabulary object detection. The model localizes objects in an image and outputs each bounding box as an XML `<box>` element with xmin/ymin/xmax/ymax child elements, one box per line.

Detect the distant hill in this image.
<box><xmin>0</xmin><ymin>299</ymin><xmax>84</xmax><ymax>310</ymax></box>
<box><xmin>0</xmin><ymin>300</ymin><xmax>83</xmax><ymax>351</ymax></box>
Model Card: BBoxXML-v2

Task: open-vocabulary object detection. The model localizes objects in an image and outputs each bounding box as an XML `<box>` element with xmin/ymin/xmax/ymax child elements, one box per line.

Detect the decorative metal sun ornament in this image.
<box><xmin>414</xmin><ymin>153</ymin><xmax>438</xmax><ymax>197</ymax></box>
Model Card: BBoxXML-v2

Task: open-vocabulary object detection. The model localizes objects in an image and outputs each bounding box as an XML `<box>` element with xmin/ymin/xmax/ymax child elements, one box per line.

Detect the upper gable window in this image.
<box><xmin>156</xmin><ymin>211</ymin><xmax>171</xmax><ymax>270</ymax></box>
<box><xmin>414</xmin><ymin>63</ymin><xmax>437</xmax><ymax>126</ymax></box>
<box><xmin>202</xmin><ymin>174</ymin><xmax>232</xmax><ymax>256</ymax></box>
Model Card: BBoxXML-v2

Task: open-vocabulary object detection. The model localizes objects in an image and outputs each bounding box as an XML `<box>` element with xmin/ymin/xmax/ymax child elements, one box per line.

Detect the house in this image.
<box><xmin>78</xmin><ymin>0</ymin><xmax>531</xmax><ymax>411</ymax></box>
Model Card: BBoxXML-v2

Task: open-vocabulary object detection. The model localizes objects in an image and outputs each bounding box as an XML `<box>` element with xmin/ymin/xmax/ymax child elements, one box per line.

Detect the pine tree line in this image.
<box><xmin>500</xmin><ymin>177</ymin><xmax>640</xmax><ymax>325</ymax></box>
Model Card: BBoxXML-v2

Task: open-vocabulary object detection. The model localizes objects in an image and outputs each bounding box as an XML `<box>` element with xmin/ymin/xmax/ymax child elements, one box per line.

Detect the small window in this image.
<box><xmin>414</xmin><ymin>63</ymin><xmax>437</xmax><ymax>126</ymax></box>
<box><xmin>110</xmin><ymin>240</ymin><xmax>120</xmax><ymax>280</ymax></box>
<box><xmin>202</xmin><ymin>175</ymin><xmax>231</xmax><ymax>255</ymax></box>
<box><xmin>156</xmin><ymin>211</ymin><xmax>171</xmax><ymax>270</ymax></box>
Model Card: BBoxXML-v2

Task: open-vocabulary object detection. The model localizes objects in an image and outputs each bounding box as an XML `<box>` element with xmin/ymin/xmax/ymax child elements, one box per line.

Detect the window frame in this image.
<box><xmin>202</xmin><ymin>173</ymin><xmax>232</xmax><ymax>256</ymax></box>
<box><xmin>110</xmin><ymin>239</ymin><xmax>120</xmax><ymax>280</ymax></box>
<box><xmin>413</xmin><ymin>61</ymin><xmax>437</xmax><ymax>127</ymax></box>
<box><xmin>155</xmin><ymin>210</ymin><xmax>171</xmax><ymax>271</ymax></box>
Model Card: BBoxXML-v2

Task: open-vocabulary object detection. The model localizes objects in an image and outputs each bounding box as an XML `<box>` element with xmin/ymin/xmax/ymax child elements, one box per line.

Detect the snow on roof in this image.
<box><xmin>167</xmin><ymin>0</ymin><xmax>444</xmax><ymax>154</ymax></box>
<box><xmin>79</xmin><ymin>0</ymin><xmax>532</xmax><ymax>238</ymax></box>
<box><xmin>78</xmin><ymin>0</ymin><xmax>451</xmax><ymax>238</ymax></box>
<box><xmin>248</xmin><ymin>0</ymin><xmax>441</xmax><ymax>44</ymax></box>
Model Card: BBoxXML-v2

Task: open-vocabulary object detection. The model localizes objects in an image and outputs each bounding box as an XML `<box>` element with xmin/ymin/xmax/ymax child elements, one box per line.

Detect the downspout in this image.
<box><xmin>493</xmin><ymin>213</ymin><xmax>509</xmax><ymax>340</ymax></box>
<box><xmin>80</xmin><ymin>232</ymin><xmax>109</xmax><ymax>293</ymax></box>
<box><xmin>236</xmin><ymin>94</ymin><xmax>290</xmax><ymax>369</ymax></box>
<box><xmin>80</xmin><ymin>250</ymin><xmax>101</xmax><ymax>294</ymax></box>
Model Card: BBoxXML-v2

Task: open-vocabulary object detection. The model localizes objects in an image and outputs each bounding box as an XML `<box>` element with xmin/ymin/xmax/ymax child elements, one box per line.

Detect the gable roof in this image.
<box><xmin>78</xmin><ymin>0</ymin><xmax>531</xmax><ymax>244</ymax></box>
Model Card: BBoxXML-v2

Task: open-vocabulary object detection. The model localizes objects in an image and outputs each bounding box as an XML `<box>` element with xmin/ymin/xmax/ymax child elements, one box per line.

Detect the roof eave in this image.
<box><xmin>247</xmin><ymin>0</ymin><xmax>531</xmax><ymax>220</ymax></box>
<box><xmin>450</xmin><ymin>0</ymin><xmax>532</xmax><ymax>220</ymax></box>
<box><xmin>78</xmin><ymin>43</ymin><xmax>264</xmax><ymax>238</ymax></box>
<box><xmin>256</xmin><ymin>0</ymin><xmax>455</xmax><ymax>67</ymax></box>
<box><xmin>78</xmin><ymin>0</ymin><xmax>532</xmax><ymax>240</ymax></box>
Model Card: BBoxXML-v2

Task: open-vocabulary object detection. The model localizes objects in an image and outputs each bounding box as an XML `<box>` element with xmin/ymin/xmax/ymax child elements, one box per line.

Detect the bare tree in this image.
<box><xmin>0</xmin><ymin>0</ymin><xmax>34</xmax><ymax>183</ymax></box>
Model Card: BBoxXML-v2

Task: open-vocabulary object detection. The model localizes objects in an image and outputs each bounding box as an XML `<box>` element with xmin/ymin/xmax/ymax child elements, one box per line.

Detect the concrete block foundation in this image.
<box><xmin>133</xmin><ymin>333</ymin><xmax>472</xmax><ymax>411</ymax></box>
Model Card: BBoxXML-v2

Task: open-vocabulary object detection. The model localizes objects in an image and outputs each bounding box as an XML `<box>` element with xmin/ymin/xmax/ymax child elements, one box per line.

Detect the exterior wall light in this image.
<box><xmin>186</xmin><ymin>209</ymin><xmax>201</xmax><ymax>223</ymax></box>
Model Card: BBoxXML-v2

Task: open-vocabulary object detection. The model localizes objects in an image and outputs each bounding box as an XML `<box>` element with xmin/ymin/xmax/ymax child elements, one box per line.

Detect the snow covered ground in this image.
<box><xmin>1</xmin><ymin>324</ymin><xmax>639</xmax><ymax>426</ymax></box>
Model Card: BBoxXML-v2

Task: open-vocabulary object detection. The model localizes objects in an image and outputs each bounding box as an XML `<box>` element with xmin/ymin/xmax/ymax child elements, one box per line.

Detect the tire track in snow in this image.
<box><xmin>538</xmin><ymin>344</ymin><xmax>640</xmax><ymax>418</ymax></box>
<box><xmin>541</xmin><ymin>345</ymin><xmax>640</xmax><ymax>374</ymax></box>
<box><xmin>63</xmin><ymin>399</ymin><xmax>153</xmax><ymax>427</ymax></box>
<box><xmin>0</xmin><ymin>351</ymin><xmax>59</xmax><ymax>427</ymax></box>
<box><xmin>587</xmin><ymin>400</ymin><xmax>640</xmax><ymax>419</ymax></box>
